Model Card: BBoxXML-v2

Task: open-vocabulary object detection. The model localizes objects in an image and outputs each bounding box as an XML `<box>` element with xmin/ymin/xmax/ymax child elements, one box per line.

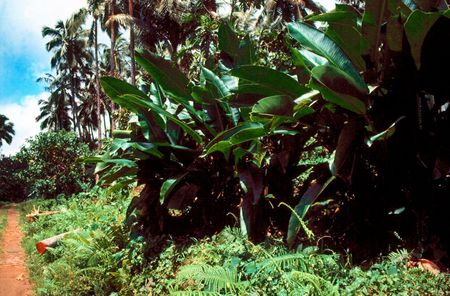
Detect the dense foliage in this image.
<box><xmin>15</xmin><ymin>131</ymin><xmax>92</xmax><ymax>199</ymax></box>
<box><xmin>0</xmin><ymin>156</ymin><xmax>27</xmax><ymax>202</ymax></box>
<box><xmin>1</xmin><ymin>1</ymin><xmax>448</xmax><ymax>295</ymax></box>
<box><xmin>21</xmin><ymin>189</ymin><xmax>450</xmax><ymax>295</ymax></box>
<box><xmin>88</xmin><ymin>0</ymin><xmax>450</xmax><ymax>267</ymax></box>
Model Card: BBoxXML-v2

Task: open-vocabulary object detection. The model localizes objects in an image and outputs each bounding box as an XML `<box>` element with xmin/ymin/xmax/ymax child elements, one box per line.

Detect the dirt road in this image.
<box><xmin>0</xmin><ymin>206</ymin><xmax>33</xmax><ymax>296</ymax></box>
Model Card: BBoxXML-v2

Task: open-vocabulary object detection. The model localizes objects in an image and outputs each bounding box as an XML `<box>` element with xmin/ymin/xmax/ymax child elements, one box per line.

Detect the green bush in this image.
<box><xmin>15</xmin><ymin>131</ymin><xmax>91</xmax><ymax>199</ymax></box>
<box><xmin>21</xmin><ymin>187</ymin><xmax>450</xmax><ymax>295</ymax></box>
<box><xmin>0</xmin><ymin>156</ymin><xmax>26</xmax><ymax>202</ymax></box>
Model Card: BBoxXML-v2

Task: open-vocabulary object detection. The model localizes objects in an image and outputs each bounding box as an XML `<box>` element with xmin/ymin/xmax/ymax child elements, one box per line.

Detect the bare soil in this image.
<box><xmin>0</xmin><ymin>206</ymin><xmax>33</xmax><ymax>296</ymax></box>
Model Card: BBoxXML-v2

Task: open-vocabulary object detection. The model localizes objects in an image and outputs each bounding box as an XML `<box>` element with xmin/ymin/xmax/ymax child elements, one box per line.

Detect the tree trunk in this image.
<box><xmin>94</xmin><ymin>18</ymin><xmax>102</xmax><ymax>148</ymax></box>
<box><xmin>70</xmin><ymin>74</ymin><xmax>82</xmax><ymax>138</ymax></box>
<box><xmin>36</xmin><ymin>229</ymin><xmax>80</xmax><ymax>255</ymax></box>
<box><xmin>129</xmin><ymin>0</ymin><xmax>136</xmax><ymax>86</ymax></box>
<box><xmin>110</xmin><ymin>0</ymin><xmax>116</xmax><ymax>132</ymax></box>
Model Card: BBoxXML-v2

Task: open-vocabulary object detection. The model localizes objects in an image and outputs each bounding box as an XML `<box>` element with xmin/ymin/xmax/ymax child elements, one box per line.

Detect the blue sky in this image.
<box><xmin>0</xmin><ymin>0</ymin><xmax>87</xmax><ymax>155</ymax></box>
<box><xmin>0</xmin><ymin>0</ymin><xmax>335</xmax><ymax>156</ymax></box>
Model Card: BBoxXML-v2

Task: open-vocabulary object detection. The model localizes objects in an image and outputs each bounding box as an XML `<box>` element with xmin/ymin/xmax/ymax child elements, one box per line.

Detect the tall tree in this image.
<box><xmin>36</xmin><ymin>73</ymin><xmax>72</xmax><ymax>131</ymax></box>
<box><xmin>129</xmin><ymin>0</ymin><xmax>136</xmax><ymax>86</ymax></box>
<box><xmin>0</xmin><ymin>114</ymin><xmax>15</xmax><ymax>148</ymax></box>
<box><xmin>88</xmin><ymin>0</ymin><xmax>106</xmax><ymax>148</ymax></box>
<box><xmin>42</xmin><ymin>9</ymin><xmax>91</xmax><ymax>138</ymax></box>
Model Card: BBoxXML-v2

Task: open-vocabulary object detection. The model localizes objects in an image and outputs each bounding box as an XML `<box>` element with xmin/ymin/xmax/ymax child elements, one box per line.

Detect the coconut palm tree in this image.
<box><xmin>36</xmin><ymin>73</ymin><xmax>72</xmax><ymax>131</ymax></box>
<box><xmin>0</xmin><ymin>114</ymin><xmax>15</xmax><ymax>148</ymax></box>
<box><xmin>42</xmin><ymin>8</ymin><xmax>92</xmax><ymax>138</ymax></box>
<box><xmin>88</xmin><ymin>0</ymin><xmax>107</xmax><ymax>147</ymax></box>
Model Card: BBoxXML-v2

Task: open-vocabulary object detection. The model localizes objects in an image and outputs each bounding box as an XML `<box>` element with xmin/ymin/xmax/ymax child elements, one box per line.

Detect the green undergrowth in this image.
<box><xmin>0</xmin><ymin>206</ymin><xmax>7</xmax><ymax>243</ymax></box>
<box><xmin>19</xmin><ymin>187</ymin><xmax>449</xmax><ymax>296</ymax></box>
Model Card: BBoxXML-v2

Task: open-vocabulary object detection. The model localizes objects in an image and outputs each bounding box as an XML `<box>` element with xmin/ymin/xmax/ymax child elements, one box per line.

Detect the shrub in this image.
<box><xmin>15</xmin><ymin>131</ymin><xmax>92</xmax><ymax>199</ymax></box>
<box><xmin>0</xmin><ymin>155</ymin><xmax>27</xmax><ymax>202</ymax></box>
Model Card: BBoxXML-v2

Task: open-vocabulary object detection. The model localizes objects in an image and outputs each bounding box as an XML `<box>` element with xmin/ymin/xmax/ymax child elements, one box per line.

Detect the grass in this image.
<box><xmin>0</xmin><ymin>205</ymin><xmax>8</xmax><ymax>244</ymax></box>
<box><xmin>18</xmin><ymin>186</ymin><xmax>450</xmax><ymax>296</ymax></box>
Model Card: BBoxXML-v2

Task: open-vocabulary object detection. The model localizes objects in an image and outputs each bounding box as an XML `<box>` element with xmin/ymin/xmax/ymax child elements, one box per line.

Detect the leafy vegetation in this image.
<box><xmin>15</xmin><ymin>131</ymin><xmax>92</xmax><ymax>199</ymax></box>
<box><xmin>87</xmin><ymin>0</ymin><xmax>450</xmax><ymax>267</ymax></box>
<box><xmin>0</xmin><ymin>114</ymin><xmax>15</xmax><ymax>148</ymax></box>
<box><xmin>0</xmin><ymin>0</ymin><xmax>448</xmax><ymax>295</ymax></box>
<box><xmin>0</xmin><ymin>156</ymin><xmax>27</xmax><ymax>202</ymax></box>
<box><xmin>0</xmin><ymin>207</ymin><xmax>7</xmax><ymax>241</ymax></box>
<box><xmin>20</xmin><ymin>189</ymin><xmax>450</xmax><ymax>295</ymax></box>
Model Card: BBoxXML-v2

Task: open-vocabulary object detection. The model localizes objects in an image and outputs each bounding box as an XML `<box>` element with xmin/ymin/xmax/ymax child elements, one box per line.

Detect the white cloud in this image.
<box><xmin>0</xmin><ymin>0</ymin><xmax>87</xmax><ymax>57</ymax></box>
<box><xmin>0</xmin><ymin>93</ymin><xmax>43</xmax><ymax>156</ymax></box>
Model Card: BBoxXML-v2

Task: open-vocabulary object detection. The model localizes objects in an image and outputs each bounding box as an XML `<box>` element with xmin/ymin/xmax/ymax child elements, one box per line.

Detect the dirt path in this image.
<box><xmin>0</xmin><ymin>206</ymin><xmax>33</xmax><ymax>296</ymax></box>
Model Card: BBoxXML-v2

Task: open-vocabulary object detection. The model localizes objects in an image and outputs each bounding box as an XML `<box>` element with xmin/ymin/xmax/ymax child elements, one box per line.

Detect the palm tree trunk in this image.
<box><xmin>110</xmin><ymin>0</ymin><xmax>117</xmax><ymax>132</ymax></box>
<box><xmin>94</xmin><ymin>18</ymin><xmax>102</xmax><ymax>147</ymax></box>
<box><xmin>70</xmin><ymin>74</ymin><xmax>82</xmax><ymax>138</ymax></box>
<box><xmin>129</xmin><ymin>0</ymin><xmax>136</xmax><ymax>86</ymax></box>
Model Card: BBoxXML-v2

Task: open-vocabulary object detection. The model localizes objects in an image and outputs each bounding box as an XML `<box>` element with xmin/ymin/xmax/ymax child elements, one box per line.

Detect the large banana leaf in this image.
<box><xmin>287</xmin><ymin>22</ymin><xmax>366</xmax><ymax>91</ymax></box>
<box><xmin>135</xmin><ymin>49</ymin><xmax>191</xmax><ymax>101</ymax></box>
<box><xmin>201</xmin><ymin>67</ymin><xmax>231</xmax><ymax>98</ymax></box>
<box><xmin>405</xmin><ymin>9</ymin><xmax>450</xmax><ymax>69</ymax></box>
<box><xmin>291</xmin><ymin>48</ymin><xmax>328</xmax><ymax>70</ymax></box>
<box><xmin>204</xmin><ymin>122</ymin><xmax>266</xmax><ymax>155</ymax></box>
<box><xmin>251</xmin><ymin>95</ymin><xmax>295</xmax><ymax>118</ymax></box>
<box><xmin>115</xmin><ymin>92</ymin><xmax>203</xmax><ymax>144</ymax></box>
<box><xmin>361</xmin><ymin>0</ymin><xmax>388</xmax><ymax>62</ymax></box>
<box><xmin>309</xmin><ymin>65</ymin><xmax>368</xmax><ymax>115</ymax></box>
<box><xmin>218</xmin><ymin>22</ymin><xmax>255</xmax><ymax>66</ymax></box>
<box><xmin>101</xmin><ymin>77</ymin><xmax>168</xmax><ymax>141</ymax></box>
<box><xmin>230</xmin><ymin>66</ymin><xmax>309</xmax><ymax>98</ymax></box>
<box><xmin>307</xmin><ymin>4</ymin><xmax>366</xmax><ymax>71</ymax></box>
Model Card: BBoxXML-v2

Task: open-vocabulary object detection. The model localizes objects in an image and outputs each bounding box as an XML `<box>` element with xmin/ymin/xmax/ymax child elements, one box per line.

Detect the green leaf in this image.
<box><xmin>230</xmin><ymin>66</ymin><xmax>309</xmax><ymax>98</ymax></box>
<box><xmin>306</xmin><ymin>10</ymin><xmax>357</xmax><ymax>23</ymax></box>
<box><xmin>101</xmin><ymin>76</ymin><xmax>148</xmax><ymax>100</ymax></box>
<box><xmin>287</xmin><ymin>177</ymin><xmax>335</xmax><ymax>248</ymax></box>
<box><xmin>160</xmin><ymin>173</ymin><xmax>188</xmax><ymax>205</ymax></box>
<box><xmin>309</xmin><ymin>65</ymin><xmax>367</xmax><ymax>115</ymax></box>
<box><xmin>291</xmin><ymin>48</ymin><xmax>328</xmax><ymax>70</ymax></box>
<box><xmin>116</xmin><ymin>94</ymin><xmax>203</xmax><ymax>144</ymax></box>
<box><xmin>251</xmin><ymin>95</ymin><xmax>295</xmax><ymax>117</ymax></box>
<box><xmin>366</xmin><ymin>116</ymin><xmax>406</xmax><ymax>147</ymax></box>
<box><xmin>404</xmin><ymin>10</ymin><xmax>448</xmax><ymax>69</ymax></box>
<box><xmin>201</xmin><ymin>67</ymin><xmax>231</xmax><ymax>98</ymax></box>
<box><xmin>218</xmin><ymin>22</ymin><xmax>255</xmax><ymax>65</ymax></box>
<box><xmin>387</xmin><ymin>15</ymin><xmax>404</xmax><ymax>52</ymax></box>
<box><xmin>205</xmin><ymin>122</ymin><xmax>266</xmax><ymax>155</ymax></box>
<box><xmin>287</xmin><ymin>22</ymin><xmax>366</xmax><ymax>91</ymax></box>
<box><xmin>218</xmin><ymin>22</ymin><xmax>240</xmax><ymax>58</ymax></box>
<box><xmin>361</xmin><ymin>0</ymin><xmax>388</xmax><ymax>61</ymax></box>
<box><xmin>135</xmin><ymin>49</ymin><xmax>191</xmax><ymax>100</ymax></box>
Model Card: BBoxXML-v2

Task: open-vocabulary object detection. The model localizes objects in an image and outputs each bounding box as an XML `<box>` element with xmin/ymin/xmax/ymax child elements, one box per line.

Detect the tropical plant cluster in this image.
<box><xmin>0</xmin><ymin>131</ymin><xmax>92</xmax><ymax>200</ymax></box>
<box><xmin>3</xmin><ymin>0</ymin><xmax>449</xmax><ymax>294</ymax></box>
<box><xmin>84</xmin><ymin>0</ymin><xmax>450</xmax><ymax>267</ymax></box>
<box><xmin>21</xmin><ymin>189</ymin><xmax>450</xmax><ymax>295</ymax></box>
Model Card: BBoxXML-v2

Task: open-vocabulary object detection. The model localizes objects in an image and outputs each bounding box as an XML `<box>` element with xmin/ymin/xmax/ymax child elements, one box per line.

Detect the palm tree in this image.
<box><xmin>128</xmin><ymin>0</ymin><xmax>136</xmax><ymax>85</ymax></box>
<box><xmin>42</xmin><ymin>9</ymin><xmax>92</xmax><ymax>138</ymax></box>
<box><xmin>88</xmin><ymin>0</ymin><xmax>107</xmax><ymax>147</ymax></box>
<box><xmin>36</xmin><ymin>73</ymin><xmax>71</xmax><ymax>131</ymax></box>
<box><xmin>0</xmin><ymin>114</ymin><xmax>15</xmax><ymax>148</ymax></box>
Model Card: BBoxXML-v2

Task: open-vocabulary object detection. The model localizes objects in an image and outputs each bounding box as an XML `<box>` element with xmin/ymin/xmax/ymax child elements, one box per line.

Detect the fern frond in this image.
<box><xmin>256</xmin><ymin>252</ymin><xmax>308</xmax><ymax>274</ymax></box>
<box><xmin>287</xmin><ymin>270</ymin><xmax>339</xmax><ymax>296</ymax></box>
<box><xmin>176</xmin><ymin>264</ymin><xmax>247</xmax><ymax>294</ymax></box>
<box><xmin>387</xmin><ymin>249</ymin><xmax>410</xmax><ymax>266</ymax></box>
